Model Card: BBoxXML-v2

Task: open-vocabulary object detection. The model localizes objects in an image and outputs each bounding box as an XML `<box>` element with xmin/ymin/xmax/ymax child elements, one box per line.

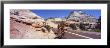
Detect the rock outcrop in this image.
<box><xmin>66</xmin><ymin>11</ymin><xmax>98</xmax><ymax>31</ymax></box>
<box><xmin>10</xmin><ymin>9</ymin><xmax>56</xmax><ymax>39</ymax></box>
<box><xmin>67</xmin><ymin>11</ymin><xmax>98</xmax><ymax>23</ymax></box>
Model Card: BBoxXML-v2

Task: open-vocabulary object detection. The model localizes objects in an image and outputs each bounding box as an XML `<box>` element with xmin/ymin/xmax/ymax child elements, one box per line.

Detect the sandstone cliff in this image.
<box><xmin>10</xmin><ymin>9</ymin><xmax>56</xmax><ymax>39</ymax></box>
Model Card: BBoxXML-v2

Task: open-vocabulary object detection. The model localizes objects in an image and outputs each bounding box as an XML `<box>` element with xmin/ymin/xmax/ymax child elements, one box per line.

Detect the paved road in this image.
<box><xmin>52</xmin><ymin>28</ymin><xmax>101</xmax><ymax>39</ymax></box>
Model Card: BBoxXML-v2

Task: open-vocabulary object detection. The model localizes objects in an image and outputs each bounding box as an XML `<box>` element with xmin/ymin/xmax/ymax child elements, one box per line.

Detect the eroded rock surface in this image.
<box><xmin>10</xmin><ymin>9</ymin><xmax>56</xmax><ymax>39</ymax></box>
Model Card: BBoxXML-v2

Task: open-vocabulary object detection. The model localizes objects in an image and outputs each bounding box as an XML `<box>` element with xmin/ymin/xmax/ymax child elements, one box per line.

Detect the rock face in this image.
<box><xmin>45</xmin><ymin>21</ymin><xmax>58</xmax><ymax>28</ymax></box>
<box><xmin>66</xmin><ymin>11</ymin><xmax>98</xmax><ymax>31</ymax></box>
<box><xmin>10</xmin><ymin>9</ymin><xmax>56</xmax><ymax>39</ymax></box>
<box><xmin>67</xmin><ymin>11</ymin><xmax>98</xmax><ymax>23</ymax></box>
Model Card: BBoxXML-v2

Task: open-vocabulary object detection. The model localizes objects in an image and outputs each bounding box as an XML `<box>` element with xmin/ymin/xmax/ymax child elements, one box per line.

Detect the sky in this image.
<box><xmin>31</xmin><ymin>10</ymin><xmax>101</xmax><ymax>19</ymax></box>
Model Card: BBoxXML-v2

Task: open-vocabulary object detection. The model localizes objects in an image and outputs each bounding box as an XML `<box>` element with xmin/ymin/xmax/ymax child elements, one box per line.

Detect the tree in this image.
<box><xmin>96</xmin><ymin>16</ymin><xmax>101</xmax><ymax>29</ymax></box>
<box><xmin>69</xmin><ymin>24</ymin><xmax>77</xmax><ymax>30</ymax></box>
<box><xmin>79</xmin><ymin>22</ymin><xmax>85</xmax><ymax>30</ymax></box>
<box><xmin>98</xmin><ymin>16</ymin><xmax>101</xmax><ymax>23</ymax></box>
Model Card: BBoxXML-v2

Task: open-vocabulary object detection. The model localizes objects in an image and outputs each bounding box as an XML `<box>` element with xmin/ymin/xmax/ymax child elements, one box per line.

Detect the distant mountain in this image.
<box><xmin>67</xmin><ymin>11</ymin><xmax>98</xmax><ymax>23</ymax></box>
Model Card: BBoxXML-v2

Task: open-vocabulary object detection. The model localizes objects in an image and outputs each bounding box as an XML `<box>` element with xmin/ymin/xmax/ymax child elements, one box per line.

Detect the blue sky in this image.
<box><xmin>31</xmin><ymin>10</ymin><xmax>101</xmax><ymax>19</ymax></box>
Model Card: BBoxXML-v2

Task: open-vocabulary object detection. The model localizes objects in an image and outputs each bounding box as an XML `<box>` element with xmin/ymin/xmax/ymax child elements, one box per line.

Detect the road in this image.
<box><xmin>52</xmin><ymin>28</ymin><xmax>101</xmax><ymax>39</ymax></box>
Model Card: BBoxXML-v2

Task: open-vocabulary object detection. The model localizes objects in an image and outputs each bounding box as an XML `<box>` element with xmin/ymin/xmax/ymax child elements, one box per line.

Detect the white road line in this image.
<box><xmin>66</xmin><ymin>32</ymin><xmax>93</xmax><ymax>39</ymax></box>
<box><xmin>68</xmin><ymin>32</ymin><xmax>71</xmax><ymax>33</ymax></box>
<box><xmin>72</xmin><ymin>33</ymin><xmax>75</xmax><ymax>34</ymax></box>
<box><xmin>65</xmin><ymin>31</ymin><xmax>68</xmax><ymax>32</ymax></box>
<box><xmin>78</xmin><ymin>35</ymin><xmax>83</xmax><ymax>36</ymax></box>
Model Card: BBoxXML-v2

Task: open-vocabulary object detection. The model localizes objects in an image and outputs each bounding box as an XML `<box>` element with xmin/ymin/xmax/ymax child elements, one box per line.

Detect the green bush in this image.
<box><xmin>94</xmin><ymin>29</ymin><xmax>101</xmax><ymax>32</ymax></box>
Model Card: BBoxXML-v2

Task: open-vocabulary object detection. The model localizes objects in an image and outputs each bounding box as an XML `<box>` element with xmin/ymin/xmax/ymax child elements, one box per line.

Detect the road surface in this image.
<box><xmin>52</xmin><ymin>28</ymin><xmax>101</xmax><ymax>39</ymax></box>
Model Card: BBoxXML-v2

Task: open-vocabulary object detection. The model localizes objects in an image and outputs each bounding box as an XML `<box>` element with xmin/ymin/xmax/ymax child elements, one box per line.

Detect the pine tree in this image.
<box><xmin>96</xmin><ymin>16</ymin><xmax>101</xmax><ymax>29</ymax></box>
